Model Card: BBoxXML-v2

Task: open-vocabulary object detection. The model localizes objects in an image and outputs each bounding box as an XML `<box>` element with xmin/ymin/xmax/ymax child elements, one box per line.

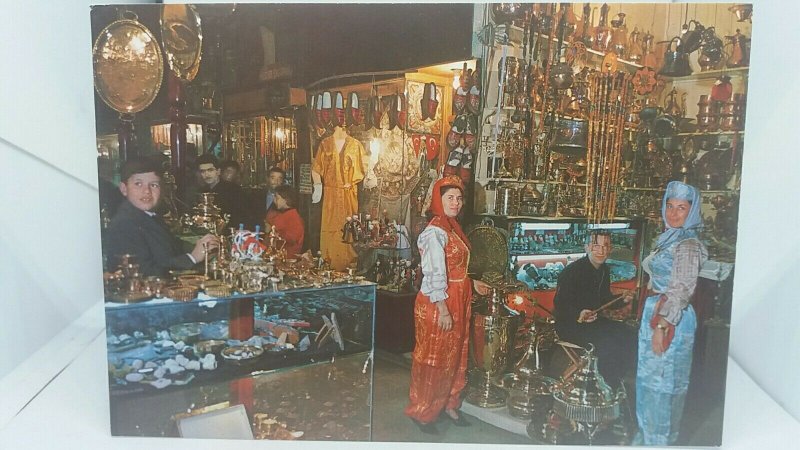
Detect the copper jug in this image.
<box><xmin>593</xmin><ymin>3</ymin><xmax>612</xmax><ymax>52</ymax></box>
<box><xmin>659</xmin><ymin>37</ymin><xmax>692</xmax><ymax>77</ymax></box>
<box><xmin>627</xmin><ymin>27</ymin><xmax>644</xmax><ymax>65</ymax></box>
<box><xmin>609</xmin><ymin>12</ymin><xmax>628</xmax><ymax>58</ymax></box>
<box><xmin>641</xmin><ymin>30</ymin><xmax>658</xmax><ymax>68</ymax></box>
<box><xmin>562</xmin><ymin>3</ymin><xmax>579</xmax><ymax>40</ymax></box>
<box><xmin>726</xmin><ymin>29</ymin><xmax>750</xmax><ymax>67</ymax></box>
<box><xmin>663</xmin><ymin>87</ymin><xmax>685</xmax><ymax>119</ymax></box>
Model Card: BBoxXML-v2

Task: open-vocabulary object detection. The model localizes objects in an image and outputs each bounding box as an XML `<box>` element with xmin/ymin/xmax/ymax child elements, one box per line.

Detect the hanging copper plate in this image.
<box><xmin>632</xmin><ymin>67</ymin><xmax>657</xmax><ymax>95</ymax></box>
<box><xmin>160</xmin><ymin>4</ymin><xmax>203</xmax><ymax>81</ymax></box>
<box><xmin>93</xmin><ymin>16</ymin><xmax>164</xmax><ymax>113</ymax></box>
<box><xmin>467</xmin><ymin>219</ymin><xmax>509</xmax><ymax>279</ymax></box>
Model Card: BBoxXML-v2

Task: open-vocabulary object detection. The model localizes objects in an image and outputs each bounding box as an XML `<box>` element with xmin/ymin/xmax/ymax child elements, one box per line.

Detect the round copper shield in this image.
<box><xmin>160</xmin><ymin>4</ymin><xmax>203</xmax><ymax>81</ymax></box>
<box><xmin>93</xmin><ymin>18</ymin><xmax>164</xmax><ymax>114</ymax></box>
<box><xmin>467</xmin><ymin>220</ymin><xmax>509</xmax><ymax>279</ymax></box>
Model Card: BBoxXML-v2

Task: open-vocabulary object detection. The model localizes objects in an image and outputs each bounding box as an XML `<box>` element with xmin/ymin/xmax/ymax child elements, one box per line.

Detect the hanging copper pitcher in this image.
<box><xmin>593</xmin><ymin>3</ymin><xmax>612</xmax><ymax>52</ymax></box>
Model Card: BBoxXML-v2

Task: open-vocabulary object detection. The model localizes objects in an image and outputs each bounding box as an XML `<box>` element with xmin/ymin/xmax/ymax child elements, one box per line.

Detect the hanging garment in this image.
<box><xmin>312</xmin><ymin>135</ymin><xmax>366</xmax><ymax>270</ymax></box>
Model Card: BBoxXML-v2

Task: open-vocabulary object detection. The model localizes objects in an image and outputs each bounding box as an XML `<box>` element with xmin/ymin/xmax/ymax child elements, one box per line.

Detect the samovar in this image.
<box><xmin>528</xmin><ymin>344</ymin><xmax>626</xmax><ymax>444</ymax></box>
<box><xmin>182</xmin><ymin>192</ymin><xmax>230</xmax><ymax>235</ymax></box>
<box><xmin>466</xmin><ymin>287</ymin><xmax>522</xmax><ymax>408</ymax></box>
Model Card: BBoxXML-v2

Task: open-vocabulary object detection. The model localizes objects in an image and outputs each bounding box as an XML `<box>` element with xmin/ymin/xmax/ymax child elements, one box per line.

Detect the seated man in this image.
<box><xmin>265</xmin><ymin>184</ymin><xmax>305</xmax><ymax>257</ymax></box>
<box><xmin>553</xmin><ymin>231</ymin><xmax>635</xmax><ymax>386</ymax></box>
<box><xmin>105</xmin><ymin>157</ymin><xmax>218</xmax><ymax>277</ymax></box>
<box><xmin>197</xmin><ymin>154</ymin><xmax>250</xmax><ymax>229</ymax></box>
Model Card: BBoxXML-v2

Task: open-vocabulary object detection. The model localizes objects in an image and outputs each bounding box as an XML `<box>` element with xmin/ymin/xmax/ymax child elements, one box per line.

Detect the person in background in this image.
<box><xmin>265</xmin><ymin>184</ymin><xmax>304</xmax><ymax>258</ymax></box>
<box><xmin>104</xmin><ymin>157</ymin><xmax>218</xmax><ymax>277</ymax></box>
<box><xmin>197</xmin><ymin>154</ymin><xmax>250</xmax><ymax>229</ymax></box>
<box><xmin>404</xmin><ymin>176</ymin><xmax>490</xmax><ymax>434</ymax></box>
<box><xmin>634</xmin><ymin>181</ymin><xmax>708</xmax><ymax>446</ymax></box>
<box><xmin>219</xmin><ymin>159</ymin><xmax>242</xmax><ymax>185</ymax></box>
<box><xmin>265</xmin><ymin>166</ymin><xmax>286</xmax><ymax>211</ymax></box>
<box><xmin>553</xmin><ymin>231</ymin><xmax>635</xmax><ymax>387</ymax></box>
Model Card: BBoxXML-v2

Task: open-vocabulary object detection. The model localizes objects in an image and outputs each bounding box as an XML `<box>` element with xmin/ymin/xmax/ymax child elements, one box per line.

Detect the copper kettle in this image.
<box><xmin>726</xmin><ymin>29</ymin><xmax>750</xmax><ymax>67</ymax></box>
<box><xmin>659</xmin><ymin>37</ymin><xmax>692</xmax><ymax>77</ymax></box>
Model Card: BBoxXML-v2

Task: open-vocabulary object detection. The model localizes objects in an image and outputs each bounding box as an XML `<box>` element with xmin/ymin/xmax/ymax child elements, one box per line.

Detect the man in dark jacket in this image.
<box><xmin>104</xmin><ymin>157</ymin><xmax>218</xmax><ymax>276</ymax></box>
<box><xmin>197</xmin><ymin>154</ymin><xmax>251</xmax><ymax>229</ymax></box>
<box><xmin>553</xmin><ymin>231</ymin><xmax>635</xmax><ymax>386</ymax></box>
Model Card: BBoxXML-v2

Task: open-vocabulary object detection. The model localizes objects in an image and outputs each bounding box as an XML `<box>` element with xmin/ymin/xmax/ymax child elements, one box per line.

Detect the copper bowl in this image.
<box><xmin>164</xmin><ymin>284</ymin><xmax>199</xmax><ymax>302</ymax></box>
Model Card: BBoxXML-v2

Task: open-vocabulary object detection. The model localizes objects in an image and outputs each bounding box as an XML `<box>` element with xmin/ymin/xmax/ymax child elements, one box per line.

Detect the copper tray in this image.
<box><xmin>92</xmin><ymin>15</ymin><xmax>164</xmax><ymax>113</ymax></box>
<box><xmin>160</xmin><ymin>4</ymin><xmax>203</xmax><ymax>81</ymax></box>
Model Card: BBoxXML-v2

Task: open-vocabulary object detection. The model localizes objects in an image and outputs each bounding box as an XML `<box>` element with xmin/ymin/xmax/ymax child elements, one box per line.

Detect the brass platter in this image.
<box><xmin>160</xmin><ymin>4</ymin><xmax>203</xmax><ymax>81</ymax></box>
<box><xmin>93</xmin><ymin>15</ymin><xmax>164</xmax><ymax>113</ymax></box>
<box><xmin>467</xmin><ymin>219</ymin><xmax>509</xmax><ymax>279</ymax></box>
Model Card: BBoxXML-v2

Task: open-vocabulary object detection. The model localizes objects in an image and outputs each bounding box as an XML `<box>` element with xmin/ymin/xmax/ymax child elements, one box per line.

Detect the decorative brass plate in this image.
<box><xmin>467</xmin><ymin>219</ymin><xmax>509</xmax><ymax>279</ymax></box>
<box><xmin>93</xmin><ymin>17</ymin><xmax>164</xmax><ymax>113</ymax></box>
<box><xmin>160</xmin><ymin>4</ymin><xmax>203</xmax><ymax>81</ymax></box>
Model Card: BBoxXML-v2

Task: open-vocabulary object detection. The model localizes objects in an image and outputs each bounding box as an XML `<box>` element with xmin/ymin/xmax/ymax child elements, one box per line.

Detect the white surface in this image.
<box><xmin>0</xmin><ymin>0</ymin><xmax>149</xmax><ymax>381</ymax></box>
<box><xmin>0</xmin><ymin>328</ymin><xmax>797</xmax><ymax>449</ymax></box>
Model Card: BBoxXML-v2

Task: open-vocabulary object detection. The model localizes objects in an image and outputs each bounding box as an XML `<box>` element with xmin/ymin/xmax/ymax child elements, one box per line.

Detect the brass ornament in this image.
<box><xmin>92</xmin><ymin>14</ymin><xmax>164</xmax><ymax>114</ymax></box>
<box><xmin>160</xmin><ymin>4</ymin><xmax>203</xmax><ymax>81</ymax></box>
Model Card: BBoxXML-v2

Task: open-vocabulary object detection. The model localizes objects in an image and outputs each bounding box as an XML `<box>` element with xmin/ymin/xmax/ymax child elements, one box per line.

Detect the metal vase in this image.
<box><xmin>466</xmin><ymin>290</ymin><xmax>521</xmax><ymax>408</ymax></box>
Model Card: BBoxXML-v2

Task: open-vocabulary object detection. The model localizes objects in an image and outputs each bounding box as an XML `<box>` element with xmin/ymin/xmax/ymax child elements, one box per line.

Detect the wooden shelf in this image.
<box><xmin>677</xmin><ymin>130</ymin><xmax>744</xmax><ymax>137</ymax></box>
<box><xmin>663</xmin><ymin>66</ymin><xmax>749</xmax><ymax>83</ymax></box>
<box><xmin>494</xmin><ymin>24</ymin><xmax>643</xmax><ymax>70</ymax></box>
<box><xmin>619</xmin><ymin>187</ymin><xmax>740</xmax><ymax>194</ymax></box>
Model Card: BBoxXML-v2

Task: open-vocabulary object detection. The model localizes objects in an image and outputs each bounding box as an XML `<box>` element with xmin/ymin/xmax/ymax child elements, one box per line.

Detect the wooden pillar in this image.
<box><xmin>117</xmin><ymin>113</ymin><xmax>137</xmax><ymax>161</ymax></box>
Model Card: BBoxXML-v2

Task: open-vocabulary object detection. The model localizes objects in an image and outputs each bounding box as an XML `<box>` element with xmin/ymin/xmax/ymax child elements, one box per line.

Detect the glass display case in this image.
<box><xmin>499</xmin><ymin>219</ymin><xmax>644</xmax><ymax>315</ymax></box>
<box><xmin>105</xmin><ymin>283</ymin><xmax>375</xmax><ymax>440</ymax></box>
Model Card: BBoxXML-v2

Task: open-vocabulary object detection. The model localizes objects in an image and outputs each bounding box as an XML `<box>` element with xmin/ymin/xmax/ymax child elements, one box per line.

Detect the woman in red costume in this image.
<box><xmin>405</xmin><ymin>176</ymin><xmax>489</xmax><ymax>434</ymax></box>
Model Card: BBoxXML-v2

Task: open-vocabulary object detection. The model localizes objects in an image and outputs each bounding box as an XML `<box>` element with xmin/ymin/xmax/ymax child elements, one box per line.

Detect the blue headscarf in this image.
<box><xmin>655</xmin><ymin>181</ymin><xmax>703</xmax><ymax>249</ymax></box>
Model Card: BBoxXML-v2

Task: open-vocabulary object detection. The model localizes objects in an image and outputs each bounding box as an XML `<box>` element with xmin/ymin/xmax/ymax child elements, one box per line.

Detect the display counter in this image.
<box><xmin>104</xmin><ymin>282</ymin><xmax>375</xmax><ymax>439</ymax></box>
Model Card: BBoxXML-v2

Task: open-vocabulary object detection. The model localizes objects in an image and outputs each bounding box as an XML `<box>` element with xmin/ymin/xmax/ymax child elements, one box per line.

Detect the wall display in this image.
<box><xmin>465</xmin><ymin>3</ymin><xmax>751</xmax><ymax>446</ymax></box>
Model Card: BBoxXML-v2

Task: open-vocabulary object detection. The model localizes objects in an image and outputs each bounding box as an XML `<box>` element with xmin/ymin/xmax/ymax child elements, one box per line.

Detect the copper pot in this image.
<box><xmin>719</xmin><ymin>115</ymin><xmax>738</xmax><ymax>131</ymax></box>
<box><xmin>696</xmin><ymin>114</ymin><xmax>719</xmax><ymax>132</ymax></box>
<box><xmin>720</xmin><ymin>101</ymin><xmax>736</xmax><ymax>116</ymax></box>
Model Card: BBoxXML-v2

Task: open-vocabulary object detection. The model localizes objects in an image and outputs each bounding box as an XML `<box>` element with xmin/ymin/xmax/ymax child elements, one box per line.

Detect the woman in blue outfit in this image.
<box><xmin>634</xmin><ymin>181</ymin><xmax>708</xmax><ymax>445</ymax></box>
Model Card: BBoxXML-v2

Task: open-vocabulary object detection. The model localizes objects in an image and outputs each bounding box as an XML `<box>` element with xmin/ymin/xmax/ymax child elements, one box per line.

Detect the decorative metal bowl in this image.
<box><xmin>92</xmin><ymin>14</ymin><xmax>164</xmax><ymax>114</ymax></box>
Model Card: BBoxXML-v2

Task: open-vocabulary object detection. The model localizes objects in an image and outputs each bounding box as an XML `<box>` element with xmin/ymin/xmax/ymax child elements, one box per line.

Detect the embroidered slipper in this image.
<box><xmin>320</xmin><ymin>91</ymin><xmax>332</xmax><ymax>130</ymax></box>
<box><xmin>427</xmin><ymin>82</ymin><xmax>440</xmax><ymax>121</ymax></box>
<box><xmin>346</xmin><ymin>92</ymin><xmax>362</xmax><ymax>127</ymax></box>
<box><xmin>383</xmin><ymin>95</ymin><xmax>396</xmax><ymax>130</ymax></box>
<box><xmin>467</xmin><ymin>67</ymin><xmax>482</xmax><ymax>115</ymax></box>
<box><xmin>332</xmin><ymin>91</ymin><xmax>345</xmax><ymax>128</ymax></box>
<box><xmin>420</xmin><ymin>82</ymin><xmax>432</xmax><ymax>121</ymax></box>
<box><xmin>447</xmin><ymin>114</ymin><xmax>468</xmax><ymax>149</ymax></box>
<box><xmin>396</xmin><ymin>93</ymin><xmax>407</xmax><ymax>130</ymax></box>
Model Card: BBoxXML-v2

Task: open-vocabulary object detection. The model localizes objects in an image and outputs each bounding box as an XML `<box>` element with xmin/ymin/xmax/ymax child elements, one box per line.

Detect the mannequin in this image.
<box><xmin>312</xmin><ymin>126</ymin><xmax>366</xmax><ymax>270</ymax></box>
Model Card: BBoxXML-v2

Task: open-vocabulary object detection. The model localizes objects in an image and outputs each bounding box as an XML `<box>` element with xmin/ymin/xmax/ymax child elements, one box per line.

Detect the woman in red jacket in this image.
<box><xmin>265</xmin><ymin>184</ymin><xmax>304</xmax><ymax>257</ymax></box>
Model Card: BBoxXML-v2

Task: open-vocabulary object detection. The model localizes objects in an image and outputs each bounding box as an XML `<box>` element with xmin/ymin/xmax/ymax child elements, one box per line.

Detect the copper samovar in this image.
<box><xmin>182</xmin><ymin>192</ymin><xmax>230</xmax><ymax>235</ymax></box>
<box><xmin>466</xmin><ymin>286</ymin><xmax>522</xmax><ymax>408</ymax></box>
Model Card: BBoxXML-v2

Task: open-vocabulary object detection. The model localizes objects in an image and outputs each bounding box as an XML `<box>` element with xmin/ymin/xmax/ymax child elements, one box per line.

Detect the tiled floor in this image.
<box><xmin>370</xmin><ymin>345</ymin><xmax>727</xmax><ymax>446</ymax></box>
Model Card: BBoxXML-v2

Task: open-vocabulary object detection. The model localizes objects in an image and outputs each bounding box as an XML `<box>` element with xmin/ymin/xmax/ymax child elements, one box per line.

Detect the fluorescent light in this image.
<box><xmin>588</xmin><ymin>223</ymin><xmax>630</xmax><ymax>230</ymax></box>
<box><xmin>518</xmin><ymin>223</ymin><xmax>571</xmax><ymax>231</ymax></box>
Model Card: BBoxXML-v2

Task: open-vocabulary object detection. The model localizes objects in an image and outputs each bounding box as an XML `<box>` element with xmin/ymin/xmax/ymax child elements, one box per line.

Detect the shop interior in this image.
<box><xmin>84</xmin><ymin>2</ymin><xmax>754</xmax><ymax>446</ymax></box>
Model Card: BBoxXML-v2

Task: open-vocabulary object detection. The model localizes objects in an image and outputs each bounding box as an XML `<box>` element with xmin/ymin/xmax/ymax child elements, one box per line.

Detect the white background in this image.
<box><xmin>0</xmin><ymin>0</ymin><xmax>797</xmax><ymax>447</ymax></box>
